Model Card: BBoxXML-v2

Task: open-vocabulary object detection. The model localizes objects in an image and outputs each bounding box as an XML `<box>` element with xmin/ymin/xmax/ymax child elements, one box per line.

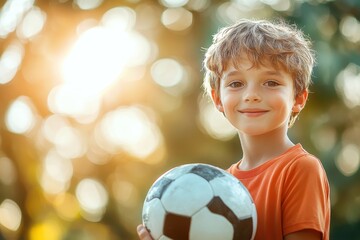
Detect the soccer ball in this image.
<box><xmin>142</xmin><ymin>163</ymin><xmax>257</xmax><ymax>240</ymax></box>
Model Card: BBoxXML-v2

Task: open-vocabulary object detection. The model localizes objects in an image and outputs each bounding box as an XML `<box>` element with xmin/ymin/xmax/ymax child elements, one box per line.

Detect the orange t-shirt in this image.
<box><xmin>228</xmin><ymin>144</ymin><xmax>330</xmax><ymax>240</ymax></box>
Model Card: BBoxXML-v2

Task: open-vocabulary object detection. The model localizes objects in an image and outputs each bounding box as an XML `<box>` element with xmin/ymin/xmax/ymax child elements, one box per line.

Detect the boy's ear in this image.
<box><xmin>211</xmin><ymin>89</ymin><xmax>224</xmax><ymax>112</ymax></box>
<box><xmin>292</xmin><ymin>90</ymin><xmax>308</xmax><ymax>113</ymax></box>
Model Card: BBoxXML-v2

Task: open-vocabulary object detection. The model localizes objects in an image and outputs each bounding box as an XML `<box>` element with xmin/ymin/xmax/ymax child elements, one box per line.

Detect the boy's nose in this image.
<box><xmin>244</xmin><ymin>86</ymin><xmax>261</xmax><ymax>102</ymax></box>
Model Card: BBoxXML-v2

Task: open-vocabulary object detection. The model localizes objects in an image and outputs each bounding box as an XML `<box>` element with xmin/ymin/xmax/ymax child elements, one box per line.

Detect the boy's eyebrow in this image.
<box><xmin>223</xmin><ymin>69</ymin><xmax>284</xmax><ymax>79</ymax></box>
<box><xmin>261</xmin><ymin>70</ymin><xmax>283</xmax><ymax>76</ymax></box>
<box><xmin>222</xmin><ymin>70</ymin><xmax>241</xmax><ymax>79</ymax></box>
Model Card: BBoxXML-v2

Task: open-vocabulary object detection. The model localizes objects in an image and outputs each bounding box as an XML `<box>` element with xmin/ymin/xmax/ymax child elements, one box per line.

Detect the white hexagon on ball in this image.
<box><xmin>161</xmin><ymin>173</ymin><xmax>213</xmax><ymax>216</ymax></box>
<box><xmin>190</xmin><ymin>207</ymin><xmax>233</xmax><ymax>240</ymax></box>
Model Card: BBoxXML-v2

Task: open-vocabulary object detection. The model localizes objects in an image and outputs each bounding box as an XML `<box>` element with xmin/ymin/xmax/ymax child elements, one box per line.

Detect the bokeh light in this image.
<box><xmin>41</xmin><ymin>114</ymin><xmax>71</xmax><ymax>144</ymax></box>
<box><xmin>75</xmin><ymin>178</ymin><xmax>109</xmax><ymax>222</ymax></box>
<box><xmin>161</xmin><ymin>7</ymin><xmax>193</xmax><ymax>31</ymax></box>
<box><xmin>160</xmin><ymin>0</ymin><xmax>189</xmax><ymax>8</ymax></box>
<box><xmin>96</xmin><ymin>106</ymin><xmax>164</xmax><ymax>161</ymax></box>
<box><xmin>335</xmin><ymin>63</ymin><xmax>360</xmax><ymax>108</ymax></box>
<box><xmin>151</xmin><ymin>58</ymin><xmax>189</xmax><ymax>95</ymax></box>
<box><xmin>311</xmin><ymin>124</ymin><xmax>337</xmax><ymax>153</ymax></box>
<box><xmin>0</xmin><ymin>0</ymin><xmax>34</xmax><ymax>38</ymax></box>
<box><xmin>40</xmin><ymin>150</ymin><xmax>72</xmax><ymax>195</ymax></box>
<box><xmin>0</xmin><ymin>199</ymin><xmax>22</xmax><ymax>232</ymax></box>
<box><xmin>53</xmin><ymin>126</ymin><xmax>87</xmax><ymax>159</ymax></box>
<box><xmin>0</xmin><ymin>157</ymin><xmax>17</xmax><ymax>186</ymax></box>
<box><xmin>0</xmin><ymin>41</ymin><xmax>24</xmax><ymax>84</ymax></box>
<box><xmin>340</xmin><ymin>15</ymin><xmax>360</xmax><ymax>43</ymax></box>
<box><xmin>47</xmin><ymin>84</ymin><xmax>101</xmax><ymax>123</ymax></box>
<box><xmin>101</xmin><ymin>7</ymin><xmax>136</xmax><ymax>31</ymax></box>
<box><xmin>44</xmin><ymin>149</ymin><xmax>73</xmax><ymax>185</ymax></box>
<box><xmin>74</xmin><ymin>0</ymin><xmax>103</xmax><ymax>10</ymax></box>
<box><xmin>16</xmin><ymin>6</ymin><xmax>46</xmax><ymax>40</ymax></box>
<box><xmin>198</xmin><ymin>98</ymin><xmax>237</xmax><ymax>141</ymax></box>
<box><xmin>186</xmin><ymin>0</ymin><xmax>210</xmax><ymax>12</ymax></box>
<box><xmin>335</xmin><ymin>144</ymin><xmax>360</xmax><ymax>176</ymax></box>
<box><xmin>5</xmin><ymin>96</ymin><xmax>36</xmax><ymax>135</ymax></box>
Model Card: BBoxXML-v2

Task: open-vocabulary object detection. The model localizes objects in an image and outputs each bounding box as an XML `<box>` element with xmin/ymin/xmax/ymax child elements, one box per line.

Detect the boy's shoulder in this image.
<box><xmin>228</xmin><ymin>144</ymin><xmax>327</xmax><ymax>181</ymax></box>
<box><xmin>282</xmin><ymin>144</ymin><xmax>328</xmax><ymax>181</ymax></box>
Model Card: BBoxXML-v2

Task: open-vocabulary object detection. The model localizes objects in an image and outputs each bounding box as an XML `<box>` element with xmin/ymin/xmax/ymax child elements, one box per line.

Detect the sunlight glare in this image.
<box><xmin>61</xmin><ymin>24</ymin><xmax>152</xmax><ymax>103</ymax></box>
<box><xmin>62</xmin><ymin>26</ymin><xmax>126</xmax><ymax>93</ymax></box>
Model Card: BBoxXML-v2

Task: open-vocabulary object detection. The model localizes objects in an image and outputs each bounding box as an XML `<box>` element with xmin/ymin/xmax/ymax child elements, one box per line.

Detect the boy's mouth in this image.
<box><xmin>239</xmin><ymin>108</ymin><xmax>269</xmax><ymax>117</ymax></box>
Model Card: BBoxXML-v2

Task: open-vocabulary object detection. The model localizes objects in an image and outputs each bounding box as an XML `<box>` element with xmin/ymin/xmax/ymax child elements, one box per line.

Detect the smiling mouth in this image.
<box><xmin>239</xmin><ymin>109</ymin><xmax>269</xmax><ymax>117</ymax></box>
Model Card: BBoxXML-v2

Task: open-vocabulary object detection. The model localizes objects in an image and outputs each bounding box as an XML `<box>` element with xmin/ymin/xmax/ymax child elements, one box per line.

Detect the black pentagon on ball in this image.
<box><xmin>163</xmin><ymin>212</ymin><xmax>191</xmax><ymax>240</ymax></box>
<box><xmin>189</xmin><ymin>164</ymin><xmax>225</xmax><ymax>182</ymax></box>
<box><xmin>207</xmin><ymin>196</ymin><xmax>253</xmax><ymax>240</ymax></box>
<box><xmin>146</xmin><ymin>177</ymin><xmax>173</xmax><ymax>202</ymax></box>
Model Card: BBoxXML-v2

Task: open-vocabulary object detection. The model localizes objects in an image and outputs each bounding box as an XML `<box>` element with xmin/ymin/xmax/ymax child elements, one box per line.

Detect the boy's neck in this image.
<box><xmin>237</xmin><ymin>129</ymin><xmax>295</xmax><ymax>171</ymax></box>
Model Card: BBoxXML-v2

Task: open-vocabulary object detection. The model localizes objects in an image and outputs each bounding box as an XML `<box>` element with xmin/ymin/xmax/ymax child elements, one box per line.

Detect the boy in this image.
<box><xmin>137</xmin><ymin>19</ymin><xmax>330</xmax><ymax>240</ymax></box>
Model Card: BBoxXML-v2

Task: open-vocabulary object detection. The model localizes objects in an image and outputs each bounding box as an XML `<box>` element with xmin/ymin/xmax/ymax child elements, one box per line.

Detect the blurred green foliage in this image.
<box><xmin>0</xmin><ymin>0</ymin><xmax>360</xmax><ymax>239</ymax></box>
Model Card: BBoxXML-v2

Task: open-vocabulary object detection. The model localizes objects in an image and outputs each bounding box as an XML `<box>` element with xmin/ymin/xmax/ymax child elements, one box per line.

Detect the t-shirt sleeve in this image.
<box><xmin>281</xmin><ymin>154</ymin><xmax>330</xmax><ymax>237</ymax></box>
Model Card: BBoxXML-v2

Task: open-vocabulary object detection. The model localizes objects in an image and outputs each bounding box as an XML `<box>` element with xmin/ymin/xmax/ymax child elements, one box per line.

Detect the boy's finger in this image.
<box><xmin>137</xmin><ymin>225</ymin><xmax>152</xmax><ymax>240</ymax></box>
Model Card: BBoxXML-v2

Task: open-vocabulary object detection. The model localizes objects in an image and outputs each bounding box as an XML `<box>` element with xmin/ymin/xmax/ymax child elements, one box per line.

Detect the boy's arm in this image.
<box><xmin>137</xmin><ymin>225</ymin><xmax>153</xmax><ymax>240</ymax></box>
<box><xmin>284</xmin><ymin>229</ymin><xmax>322</xmax><ymax>240</ymax></box>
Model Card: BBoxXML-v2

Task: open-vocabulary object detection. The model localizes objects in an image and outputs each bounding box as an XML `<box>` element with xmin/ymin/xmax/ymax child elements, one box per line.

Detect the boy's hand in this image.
<box><xmin>137</xmin><ymin>224</ymin><xmax>153</xmax><ymax>240</ymax></box>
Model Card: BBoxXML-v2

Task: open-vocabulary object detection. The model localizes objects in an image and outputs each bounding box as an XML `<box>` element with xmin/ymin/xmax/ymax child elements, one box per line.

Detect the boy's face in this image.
<box><xmin>212</xmin><ymin>55</ymin><xmax>307</xmax><ymax>136</ymax></box>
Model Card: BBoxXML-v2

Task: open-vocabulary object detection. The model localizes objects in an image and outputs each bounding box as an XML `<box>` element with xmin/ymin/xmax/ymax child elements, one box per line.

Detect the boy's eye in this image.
<box><xmin>229</xmin><ymin>81</ymin><xmax>243</xmax><ymax>88</ymax></box>
<box><xmin>264</xmin><ymin>80</ymin><xmax>280</xmax><ymax>87</ymax></box>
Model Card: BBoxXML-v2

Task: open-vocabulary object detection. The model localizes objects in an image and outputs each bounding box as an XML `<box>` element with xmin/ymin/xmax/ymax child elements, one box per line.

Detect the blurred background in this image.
<box><xmin>0</xmin><ymin>0</ymin><xmax>359</xmax><ymax>239</ymax></box>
